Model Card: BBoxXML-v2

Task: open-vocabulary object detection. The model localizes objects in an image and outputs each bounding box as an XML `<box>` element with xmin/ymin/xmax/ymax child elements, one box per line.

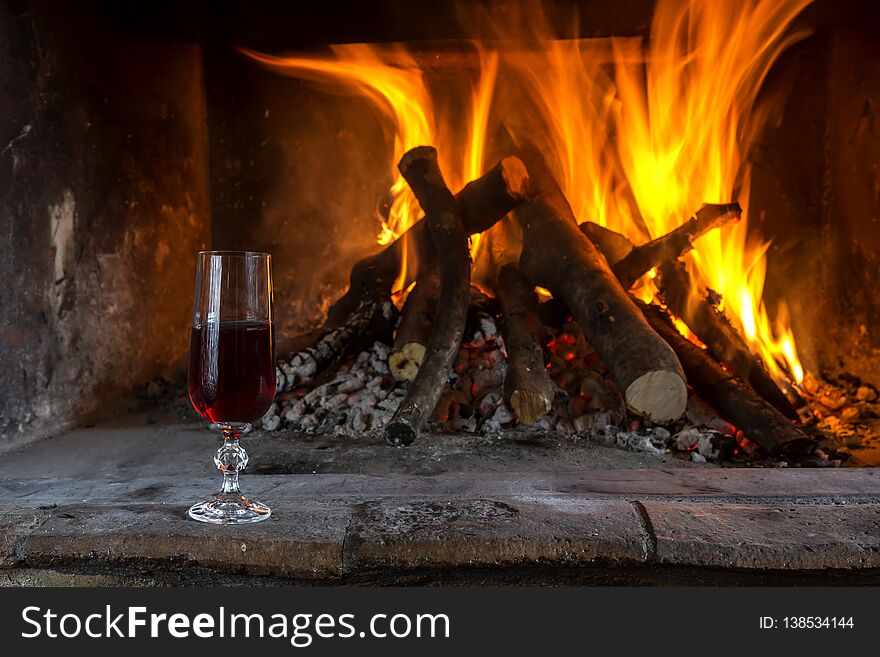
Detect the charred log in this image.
<box><xmin>579</xmin><ymin>222</ymin><xmax>634</xmax><ymax>269</ymax></box>
<box><xmin>495</xmin><ymin>263</ymin><xmax>556</xmax><ymax>425</ymax></box>
<box><xmin>641</xmin><ymin>302</ymin><xmax>812</xmax><ymax>454</ymax></box>
<box><xmin>513</xmin><ymin>157</ymin><xmax>687</xmax><ymax>423</ymax></box>
<box><xmin>385</xmin><ymin>147</ymin><xmax>473</xmax><ymax>446</ymax></box>
<box><xmin>326</xmin><ymin>156</ymin><xmax>529</xmax><ymax>327</ymax></box>
<box><xmin>658</xmin><ymin>260</ymin><xmax>800</xmax><ymax>419</ymax></box>
<box><xmin>388</xmin><ymin>273</ymin><xmax>440</xmax><ymax>382</ymax></box>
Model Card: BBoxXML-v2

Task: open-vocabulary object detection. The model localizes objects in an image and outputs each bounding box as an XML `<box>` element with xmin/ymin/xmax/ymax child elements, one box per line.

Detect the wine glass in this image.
<box><xmin>187</xmin><ymin>251</ymin><xmax>275</xmax><ymax>524</ymax></box>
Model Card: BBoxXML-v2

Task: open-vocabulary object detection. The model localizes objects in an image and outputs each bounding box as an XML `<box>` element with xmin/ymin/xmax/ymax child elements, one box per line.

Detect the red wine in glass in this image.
<box><xmin>187</xmin><ymin>251</ymin><xmax>275</xmax><ymax>525</ymax></box>
<box><xmin>188</xmin><ymin>321</ymin><xmax>276</xmax><ymax>425</ymax></box>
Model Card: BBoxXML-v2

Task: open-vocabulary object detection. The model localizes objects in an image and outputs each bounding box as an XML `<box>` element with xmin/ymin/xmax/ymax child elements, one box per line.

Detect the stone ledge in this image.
<box><xmin>6</xmin><ymin>416</ymin><xmax>880</xmax><ymax>584</ymax></box>
<box><xmin>644</xmin><ymin>501</ymin><xmax>880</xmax><ymax>570</ymax></box>
<box><xmin>8</xmin><ymin>502</ymin><xmax>351</xmax><ymax>580</ymax></box>
<box><xmin>4</xmin><ymin>491</ymin><xmax>880</xmax><ymax>582</ymax></box>
<box><xmin>4</xmin><ymin>469</ymin><xmax>880</xmax><ymax>506</ymax></box>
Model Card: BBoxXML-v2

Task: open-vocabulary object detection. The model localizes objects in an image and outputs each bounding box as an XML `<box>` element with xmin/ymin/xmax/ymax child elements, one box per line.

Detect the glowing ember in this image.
<box><xmin>668</xmin><ymin>312</ymin><xmax>708</xmax><ymax>350</ymax></box>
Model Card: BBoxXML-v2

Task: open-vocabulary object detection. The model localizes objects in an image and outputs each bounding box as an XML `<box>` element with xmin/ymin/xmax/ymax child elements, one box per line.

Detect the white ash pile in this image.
<box><xmin>260</xmin><ymin>309</ymin><xmax>512</xmax><ymax>437</ymax></box>
<box><xmin>261</xmin><ymin>340</ymin><xmax>400</xmax><ymax>435</ymax></box>
<box><xmin>260</xmin><ymin>300</ymin><xmax>755</xmax><ymax>464</ymax></box>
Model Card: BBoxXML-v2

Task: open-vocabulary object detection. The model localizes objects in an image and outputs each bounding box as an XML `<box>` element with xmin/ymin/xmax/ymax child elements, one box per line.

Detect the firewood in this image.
<box><xmin>658</xmin><ymin>260</ymin><xmax>799</xmax><ymax>419</ymax></box>
<box><xmin>326</xmin><ymin>156</ymin><xmax>529</xmax><ymax>327</ymax></box>
<box><xmin>536</xmin><ymin>297</ymin><xmax>572</xmax><ymax>329</ymax></box>
<box><xmin>579</xmin><ymin>222</ymin><xmax>634</xmax><ymax>269</ymax></box>
<box><xmin>388</xmin><ymin>273</ymin><xmax>440</xmax><ymax>382</ymax></box>
<box><xmin>385</xmin><ymin>146</ymin><xmax>472</xmax><ymax>446</ymax></box>
<box><xmin>495</xmin><ymin>263</ymin><xmax>556</xmax><ymax>425</ymax></box>
<box><xmin>277</xmin><ymin>156</ymin><xmax>529</xmax><ymax>392</ymax></box>
<box><xmin>612</xmin><ymin>203</ymin><xmax>741</xmax><ymax>288</ymax></box>
<box><xmin>640</xmin><ymin>302</ymin><xmax>811</xmax><ymax>454</ymax></box>
<box><xmin>582</xmin><ymin>219</ymin><xmax>800</xmax><ymax>420</ymax></box>
<box><xmin>275</xmin><ymin>297</ymin><xmax>398</xmax><ymax>392</ymax></box>
<box><xmin>512</xmin><ymin>157</ymin><xmax>687</xmax><ymax>423</ymax></box>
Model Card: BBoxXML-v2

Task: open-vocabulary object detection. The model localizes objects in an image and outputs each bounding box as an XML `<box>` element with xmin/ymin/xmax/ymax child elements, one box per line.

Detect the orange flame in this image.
<box><xmin>242</xmin><ymin>0</ymin><xmax>812</xmax><ymax>387</ymax></box>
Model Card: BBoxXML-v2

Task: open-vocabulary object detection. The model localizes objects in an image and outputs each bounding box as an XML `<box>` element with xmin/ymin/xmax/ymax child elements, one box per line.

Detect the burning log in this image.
<box><xmin>640</xmin><ymin>302</ymin><xmax>812</xmax><ymax>454</ymax></box>
<box><xmin>276</xmin><ymin>156</ymin><xmax>529</xmax><ymax>392</ymax></box>
<box><xmin>388</xmin><ymin>274</ymin><xmax>440</xmax><ymax>382</ymax></box>
<box><xmin>582</xmin><ymin>218</ymin><xmax>800</xmax><ymax>420</ymax></box>
<box><xmin>326</xmin><ymin>156</ymin><xmax>529</xmax><ymax>327</ymax></box>
<box><xmin>513</xmin><ymin>158</ymin><xmax>688</xmax><ymax>423</ymax></box>
<box><xmin>495</xmin><ymin>263</ymin><xmax>556</xmax><ymax>425</ymax></box>
<box><xmin>658</xmin><ymin>260</ymin><xmax>799</xmax><ymax>419</ymax></box>
<box><xmin>610</xmin><ymin>203</ymin><xmax>741</xmax><ymax>289</ymax></box>
<box><xmin>385</xmin><ymin>146</ymin><xmax>472</xmax><ymax>446</ymax></box>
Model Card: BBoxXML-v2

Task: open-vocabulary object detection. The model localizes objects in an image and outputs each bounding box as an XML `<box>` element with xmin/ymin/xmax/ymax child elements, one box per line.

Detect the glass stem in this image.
<box><xmin>215</xmin><ymin>423</ymin><xmax>250</xmax><ymax>496</ymax></box>
<box><xmin>222</xmin><ymin>464</ymin><xmax>240</xmax><ymax>495</ymax></box>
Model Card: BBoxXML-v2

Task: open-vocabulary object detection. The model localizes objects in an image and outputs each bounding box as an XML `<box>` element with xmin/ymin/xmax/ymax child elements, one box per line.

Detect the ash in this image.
<box><xmin>261</xmin><ymin>312</ymin><xmax>742</xmax><ymax>463</ymax></box>
<box><xmin>797</xmin><ymin>371</ymin><xmax>880</xmax><ymax>464</ymax></box>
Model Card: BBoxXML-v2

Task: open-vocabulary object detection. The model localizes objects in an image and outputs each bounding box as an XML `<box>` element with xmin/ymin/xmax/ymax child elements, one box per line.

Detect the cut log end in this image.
<box><xmin>398</xmin><ymin>145</ymin><xmax>437</xmax><ymax>175</ymax></box>
<box><xmin>696</xmin><ymin>202</ymin><xmax>742</xmax><ymax>229</ymax></box>
<box><xmin>509</xmin><ymin>388</ymin><xmax>553</xmax><ymax>426</ymax></box>
<box><xmin>388</xmin><ymin>342</ymin><xmax>427</xmax><ymax>382</ymax></box>
<box><xmin>624</xmin><ymin>370</ymin><xmax>688</xmax><ymax>423</ymax></box>
<box><xmin>389</xmin><ymin>274</ymin><xmax>438</xmax><ymax>382</ymax></box>
<box><xmin>500</xmin><ymin>156</ymin><xmax>531</xmax><ymax>199</ymax></box>
<box><xmin>385</xmin><ymin>418</ymin><xmax>418</xmax><ymax>447</ymax></box>
<box><xmin>640</xmin><ymin>301</ymin><xmax>811</xmax><ymax>453</ymax></box>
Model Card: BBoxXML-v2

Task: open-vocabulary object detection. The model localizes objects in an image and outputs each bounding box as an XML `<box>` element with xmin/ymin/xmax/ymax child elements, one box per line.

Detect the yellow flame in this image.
<box><xmin>489</xmin><ymin>0</ymin><xmax>808</xmax><ymax>384</ymax></box>
<box><xmin>535</xmin><ymin>286</ymin><xmax>553</xmax><ymax>303</ymax></box>
<box><xmin>239</xmin><ymin>45</ymin><xmax>433</xmax><ymax>293</ymax></box>
<box><xmin>670</xmin><ymin>313</ymin><xmax>708</xmax><ymax>350</ymax></box>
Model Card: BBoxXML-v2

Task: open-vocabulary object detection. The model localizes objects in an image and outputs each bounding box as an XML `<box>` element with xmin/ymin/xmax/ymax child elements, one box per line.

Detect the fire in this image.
<box><xmin>464</xmin><ymin>48</ymin><xmax>499</xmax><ymax>260</ymax></box>
<box><xmin>492</xmin><ymin>0</ymin><xmax>810</xmax><ymax>385</ymax></box>
<box><xmin>607</xmin><ymin>0</ymin><xmax>812</xmax><ymax>384</ymax></box>
<box><xmin>242</xmin><ymin>0</ymin><xmax>813</xmax><ymax>388</ymax></box>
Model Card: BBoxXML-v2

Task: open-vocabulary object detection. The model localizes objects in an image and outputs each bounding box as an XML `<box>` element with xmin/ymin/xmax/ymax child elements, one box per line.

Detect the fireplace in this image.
<box><xmin>2</xmin><ymin>0</ymin><xmax>879</xmax><ymax>467</ymax></box>
<box><xmin>2</xmin><ymin>0</ymin><xmax>880</xmax><ymax>589</ymax></box>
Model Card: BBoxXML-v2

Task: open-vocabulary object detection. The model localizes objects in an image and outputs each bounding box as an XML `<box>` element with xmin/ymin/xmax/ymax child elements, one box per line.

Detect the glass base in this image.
<box><xmin>188</xmin><ymin>493</ymin><xmax>271</xmax><ymax>525</ymax></box>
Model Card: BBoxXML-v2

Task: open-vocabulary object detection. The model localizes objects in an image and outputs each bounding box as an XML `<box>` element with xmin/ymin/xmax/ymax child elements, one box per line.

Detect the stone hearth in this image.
<box><xmin>2</xmin><ymin>407</ymin><xmax>879</xmax><ymax>586</ymax></box>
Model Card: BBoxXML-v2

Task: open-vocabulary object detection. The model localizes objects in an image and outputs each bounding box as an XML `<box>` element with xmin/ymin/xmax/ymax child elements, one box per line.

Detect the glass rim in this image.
<box><xmin>197</xmin><ymin>250</ymin><xmax>271</xmax><ymax>258</ymax></box>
